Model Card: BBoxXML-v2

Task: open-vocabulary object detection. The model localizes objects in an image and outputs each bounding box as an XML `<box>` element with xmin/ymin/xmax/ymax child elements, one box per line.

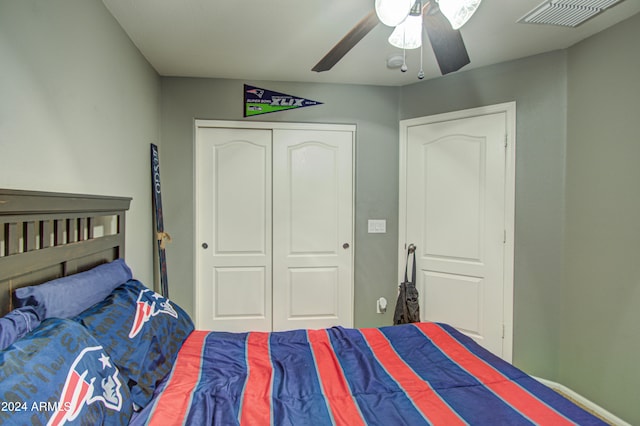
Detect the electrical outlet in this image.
<box><xmin>377</xmin><ymin>297</ymin><xmax>388</xmax><ymax>314</ymax></box>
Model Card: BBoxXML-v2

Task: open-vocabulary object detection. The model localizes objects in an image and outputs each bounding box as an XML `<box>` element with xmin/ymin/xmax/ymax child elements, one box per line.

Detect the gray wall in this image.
<box><xmin>563</xmin><ymin>13</ymin><xmax>640</xmax><ymax>424</ymax></box>
<box><xmin>0</xmin><ymin>0</ymin><xmax>161</xmax><ymax>284</ymax></box>
<box><xmin>399</xmin><ymin>50</ymin><xmax>569</xmax><ymax>380</ymax></box>
<box><xmin>160</xmin><ymin>79</ymin><xmax>400</xmax><ymax>327</ymax></box>
<box><xmin>3</xmin><ymin>1</ymin><xmax>638</xmax><ymax>421</ymax></box>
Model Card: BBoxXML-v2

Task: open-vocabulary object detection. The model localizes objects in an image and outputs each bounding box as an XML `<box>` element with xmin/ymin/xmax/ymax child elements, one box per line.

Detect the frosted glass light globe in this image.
<box><xmin>375</xmin><ymin>0</ymin><xmax>417</xmax><ymax>27</ymax></box>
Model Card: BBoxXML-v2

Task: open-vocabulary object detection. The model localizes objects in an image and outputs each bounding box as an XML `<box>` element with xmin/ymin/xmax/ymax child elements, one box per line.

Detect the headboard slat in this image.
<box><xmin>54</xmin><ymin>219</ymin><xmax>64</xmax><ymax>246</ymax></box>
<box><xmin>40</xmin><ymin>220</ymin><xmax>51</xmax><ymax>249</ymax></box>
<box><xmin>24</xmin><ymin>221</ymin><xmax>36</xmax><ymax>252</ymax></box>
<box><xmin>87</xmin><ymin>217</ymin><xmax>95</xmax><ymax>239</ymax></box>
<box><xmin>5</xmin><ymin>223</ymin><xmax>18</xmax><ymax>256</ymax></box>
<box><xmin>67</xmin><ymin>218</ymin><xmax>78</xmax><ymax>243</ymax></box>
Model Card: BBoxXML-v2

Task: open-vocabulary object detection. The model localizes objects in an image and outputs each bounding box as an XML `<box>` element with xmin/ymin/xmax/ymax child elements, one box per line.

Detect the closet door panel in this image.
<box><xmin>272</xmin><ymin>129</ymin><xmax>353</xmax><ymax>331</ymax></box>
<box><xmin>196</xmin><ymin>127</ymin><xmax>272</xmax><ymax>332</ymax></box>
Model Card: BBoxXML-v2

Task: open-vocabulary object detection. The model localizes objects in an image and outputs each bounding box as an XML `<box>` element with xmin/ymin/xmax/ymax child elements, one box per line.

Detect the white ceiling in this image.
<box><xmin>102</xmin><ymin>0</ymin><xmax>640</xmax><ymax>86</ymax></box>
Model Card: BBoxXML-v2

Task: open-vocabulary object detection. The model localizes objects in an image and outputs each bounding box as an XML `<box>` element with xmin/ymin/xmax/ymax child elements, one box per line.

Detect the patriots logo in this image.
<box><xmin>129</xmin><ymin>289</ymin><xmax>178</xmax><ymax>338</ymax></box>
<box><xmin>47</xmin><ymin>346</ymin><xmax>123</xmax><ymax>426</ymax></box>
<box><xmin>246</xmin><ymin>88</ymin><xmax>264</xmax><ymax>98</ymax></box>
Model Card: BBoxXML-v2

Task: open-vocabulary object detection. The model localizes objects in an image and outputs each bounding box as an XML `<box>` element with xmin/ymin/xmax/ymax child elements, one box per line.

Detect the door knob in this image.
<box><xmin>202</xmin><ymin>242</ymin><xmax>209</xmax><ymax>249</ymax></box>
<box><xmin>343</xmin><ymin>243</ymin><xmax>350</xmax><ymax>249</ymax></box>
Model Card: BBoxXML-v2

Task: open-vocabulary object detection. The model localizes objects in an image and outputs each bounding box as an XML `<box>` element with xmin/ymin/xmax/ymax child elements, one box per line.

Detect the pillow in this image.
<box><xmin>14</xmin><ymin>258</ymin><xmax>133</xmax><ymax>319</ymax></box>
<box><xmin>0</xmin><ymin>318</ymin><xmax>133</xmax><ymax>425</ymax></box>
<box><xmin>0</xmin><ymin>305</ymin><xmax>44</xmax><ymax>350</ymax></box>
<box><xmin>74</xmin><ymin>280</ymin><xmax>194</xmax><ymax>409</ymax></box>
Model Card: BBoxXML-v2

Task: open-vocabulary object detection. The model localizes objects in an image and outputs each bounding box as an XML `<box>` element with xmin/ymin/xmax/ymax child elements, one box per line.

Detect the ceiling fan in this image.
<box><xmin>312</xmin><ymin>0</ymin><xmax>480</xmax><ymax>76</ymax></box>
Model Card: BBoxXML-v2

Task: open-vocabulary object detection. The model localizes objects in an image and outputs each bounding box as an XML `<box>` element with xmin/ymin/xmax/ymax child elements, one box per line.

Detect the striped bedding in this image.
<box><xmin>135</xmin><ymin>322</ymin><xmax>606</xmax><ymax>425</ymax></box>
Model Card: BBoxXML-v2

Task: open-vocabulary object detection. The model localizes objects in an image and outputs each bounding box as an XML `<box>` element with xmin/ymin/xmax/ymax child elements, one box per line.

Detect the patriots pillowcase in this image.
<box><xmin>73</xmin><ymin>280</ymin><xmax>194</xmax><ymax>409</ymax></box>
<box><xmin>0</xmin><ymin>305</ymin><xmax>44</xmax><ymax>351</ymax></box>
<box><xmin>0</xmin><ymin>318</ymin><xmax>133</xmax><ymax>425</ymax></box>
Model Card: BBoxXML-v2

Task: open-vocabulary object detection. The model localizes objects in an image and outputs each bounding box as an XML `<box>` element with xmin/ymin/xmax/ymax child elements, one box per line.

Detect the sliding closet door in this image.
<box><xmin>196</xmin><ymin>127</ymin><xmax>272</xmax><ymax>332</ymax></box>
<box><xmin>272</xmin><ymin>129</ymin><xmax>353</xmax><ymax>331</ymax></box>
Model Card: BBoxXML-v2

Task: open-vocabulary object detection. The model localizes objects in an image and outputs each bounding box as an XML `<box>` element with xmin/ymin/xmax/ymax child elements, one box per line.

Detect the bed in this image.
<box><xmin>0</xmin><ymin>189</ymin><xmax>609</xmax><ymax>425</ymax></box>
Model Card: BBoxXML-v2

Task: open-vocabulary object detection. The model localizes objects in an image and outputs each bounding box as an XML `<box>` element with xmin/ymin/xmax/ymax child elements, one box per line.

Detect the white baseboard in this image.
<box><xmin>534</xmin><ymin>377</ymin><xmax>631</xmax><ymax>426</ymax></box>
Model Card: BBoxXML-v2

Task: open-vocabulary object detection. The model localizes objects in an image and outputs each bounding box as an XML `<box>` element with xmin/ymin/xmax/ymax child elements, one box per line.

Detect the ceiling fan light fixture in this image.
<box><xmin>437</xmin><ymin>0</ymin><xmax>482</xmax><ymax>30</ymax></box>
<box><xmin>375</xmin><ymin>0</ymin><xmax>417</xmax><ymax>26</ymax></box>
<box><xmin>388</xmin><ymin>14</ymin><xmax>423</xmax><ymax>49</ymax></box>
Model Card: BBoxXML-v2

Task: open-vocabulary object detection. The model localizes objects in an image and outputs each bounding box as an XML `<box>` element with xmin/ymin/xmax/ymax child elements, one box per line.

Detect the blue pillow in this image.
<box><xmin>0</xmin><ymin>305</ymin><xmax>44</xmax><ymax>350</ymax></box>
<box><xmin>14</xmin><ymin>258</ymin><xmax>132</xmax><ymax>319</ymax></box>
<box><xmin>0</xmin><ymin>318</ymin><xmax>133</xmax><ymax>425</ymax></box>
<box><xmin>74</xmin><ymin>280</ymin><xmax>194</xmax><ymax>409</ymax></box>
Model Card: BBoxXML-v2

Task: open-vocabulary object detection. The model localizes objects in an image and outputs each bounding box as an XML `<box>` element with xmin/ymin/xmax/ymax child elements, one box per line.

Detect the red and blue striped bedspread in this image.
<box><xmin>135</xmin><ymin>322</ymin><xmax>606</xmax><ymax>425</ymax></box>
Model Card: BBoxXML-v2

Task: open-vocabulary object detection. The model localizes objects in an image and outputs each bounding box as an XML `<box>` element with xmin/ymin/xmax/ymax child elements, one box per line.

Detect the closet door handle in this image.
<box><xmin>343</xmin><ymin>243</ymin><xmax>350</xmax><ymax>249</ymax></box>
<box><xmin>202</xmin><ymin>242</ymin><xmax>209</xmax><ymax>249</ymax></box>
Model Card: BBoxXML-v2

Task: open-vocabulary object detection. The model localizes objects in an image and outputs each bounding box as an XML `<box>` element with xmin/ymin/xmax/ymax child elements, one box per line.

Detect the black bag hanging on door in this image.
<box><xmin>393</xmin><ymin>245</ymin><xmax>421</xmax><ymax>325</ymax></box>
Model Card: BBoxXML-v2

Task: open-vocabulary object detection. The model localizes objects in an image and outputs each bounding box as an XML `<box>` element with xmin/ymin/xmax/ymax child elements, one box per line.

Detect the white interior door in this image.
<box><xmin>400</xmin><ymin>104</ymin><xmax>515</xmax><ymax>360</ymax></box>
<box><xmin>196</xmin><ymin>127</ymin><xmax>272</xmax><ymax>332</ymax></box>
<box><xmin>272</xmin><ymin>129</ymin><xmax>353</xmax><ymax>331</ymax></box>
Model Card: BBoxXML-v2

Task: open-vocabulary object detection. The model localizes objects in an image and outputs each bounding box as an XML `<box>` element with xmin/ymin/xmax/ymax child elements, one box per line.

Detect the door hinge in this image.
<box><xmin>504</xmin><ymin>134</ymin><xmax>508</xmax><ymax>148</ymax></box>
<box><xmin>502</xmin><ymin>324</ymin><xmax>505</xmax><ymax>339</ymax></box>
<box><xmin>503</xmin><ymin>229</ymin><xmax>507</xmax><ymax>243</ymax></box>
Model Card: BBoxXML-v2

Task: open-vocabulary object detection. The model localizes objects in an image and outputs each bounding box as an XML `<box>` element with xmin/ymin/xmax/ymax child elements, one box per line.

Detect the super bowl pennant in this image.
<box><xmin>244</xmin><ymin>84</ymin><xmax>323</xmax><ymax>117</ymax></box>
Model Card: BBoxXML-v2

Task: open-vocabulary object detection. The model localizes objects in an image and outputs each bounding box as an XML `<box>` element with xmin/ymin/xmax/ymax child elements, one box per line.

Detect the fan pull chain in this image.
<box><xmin>401</xmin><ymin>49</ymin><xmax>408</xmax><ymax>72</ymax></box>
<box><xmin>418</xmin><ymin>27</ymin><xmax>425</xmax><ymax>79</ymax></box>
<box><xmin>401</xmin><ymin>30</ymin><xmax>408</xmax><ymax>72</ymax></box>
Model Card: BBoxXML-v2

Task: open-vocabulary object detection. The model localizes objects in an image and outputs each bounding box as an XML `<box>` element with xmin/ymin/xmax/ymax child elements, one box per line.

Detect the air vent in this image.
<box><xmin>518</xmin><ymin>0</ymin><xmax>624</xmax><ymax>27</ymax></box>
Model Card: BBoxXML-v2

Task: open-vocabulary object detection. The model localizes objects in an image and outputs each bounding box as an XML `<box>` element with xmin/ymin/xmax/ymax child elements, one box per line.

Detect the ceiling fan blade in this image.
<box><xmin>423</xmin><ymin>8</ymin><xmax>470</xmax><ymax>75</ymax></box>
<box><xmin>312</xmin><ymin>10</ymin><xmax>379</xmax><ymax>72</ymax></box>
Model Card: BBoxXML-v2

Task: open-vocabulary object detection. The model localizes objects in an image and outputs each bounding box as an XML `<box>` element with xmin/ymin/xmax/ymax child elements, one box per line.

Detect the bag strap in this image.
<box><xmin>404</xmin><ymin>245</ymin><xmax>416</xmax><ymax>284</ymax></box>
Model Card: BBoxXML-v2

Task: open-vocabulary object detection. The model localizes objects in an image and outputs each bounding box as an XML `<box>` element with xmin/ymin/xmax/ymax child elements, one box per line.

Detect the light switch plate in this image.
<box><xmin>368</xmin><ymin>219</ymin><xmax>386</xmax><ymax>233</ymax></box>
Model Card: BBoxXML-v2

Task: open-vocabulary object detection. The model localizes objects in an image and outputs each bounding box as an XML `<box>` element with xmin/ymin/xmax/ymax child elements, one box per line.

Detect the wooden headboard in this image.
<box><xmin>0</xmin><ymin>189</ymin><xmax>131</xmax><ymax>316</ymax></box>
